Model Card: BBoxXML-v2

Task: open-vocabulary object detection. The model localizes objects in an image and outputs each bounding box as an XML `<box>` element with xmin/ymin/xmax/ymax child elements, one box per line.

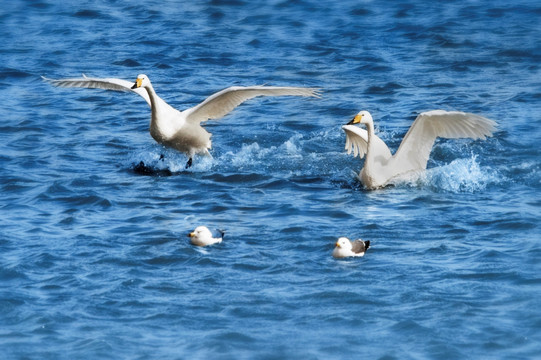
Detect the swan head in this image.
<box><xmin>335</xmin><ymin>237</ymin><xmax>352</xmax><ymax>250</ymax></box>
<box><xmin>347</xmin><ymin>110</ymin><xmax>373</xmax><ymax>125</ymax></box>
<box><xmin>131</xmin><ymin>74</ymin><xmax>150</xmax><ymax>89</ymax></box>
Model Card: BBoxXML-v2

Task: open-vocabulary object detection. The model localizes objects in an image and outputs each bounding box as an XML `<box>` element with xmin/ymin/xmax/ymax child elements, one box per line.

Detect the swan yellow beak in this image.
<box><xmin>131</xmin><ymin>78</ymin><xmax>142</xmax><ymax>89</ymax></box>
<box><xmin>346</xmin><ymin>114</ymin><xmax>363</xmax><ymax>125</ymax></box>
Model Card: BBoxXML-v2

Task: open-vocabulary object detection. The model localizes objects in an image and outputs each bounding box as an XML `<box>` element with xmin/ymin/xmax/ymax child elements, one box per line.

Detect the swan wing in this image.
<box><xmin>43</xmin><ymin>75</ymin><xmax>151</xmax><ymax>107</ymax></box>
<box><xmin>342</xmin><ymin>125</ymin><xmax>392</xmax><ymax>160</ymax></box>
<box><xmin>184</xmin><ymin>85</ymin><xmax>321</xmax><ymax>124</ymax></box>
<box><xmin>391</xmin><ymin>110</ymin><xmax>496</xmax><ymax>171</ymax></box>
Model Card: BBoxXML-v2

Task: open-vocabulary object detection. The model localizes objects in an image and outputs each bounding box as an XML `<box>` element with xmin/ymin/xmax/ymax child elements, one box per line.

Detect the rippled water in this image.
<box><xmin>1</xmin><ymin>1</ymin><xmax>540</xmax><ymax>359</ymax></box>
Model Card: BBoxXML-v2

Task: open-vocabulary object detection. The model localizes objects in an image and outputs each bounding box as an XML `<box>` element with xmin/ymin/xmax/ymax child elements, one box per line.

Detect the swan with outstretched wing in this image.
<box><xmin>343</xmin><ymin>110</ymin><xmax>496</xmax><ymax>189</ymax></box>
<box><xmin>44</xmin><ymin>74</ymin><xmax>320</xmax><ymax>168</ymax></box>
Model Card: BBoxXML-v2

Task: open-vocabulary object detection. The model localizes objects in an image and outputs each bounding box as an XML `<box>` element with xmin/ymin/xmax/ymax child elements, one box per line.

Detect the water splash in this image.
<box><xmin>128</xmin><ymin>147</ymin><xmax>215</xmax><ymax>175</ymax></box>
<box><xmin>218</xmin><ymin>134</ymin><xmax>309</xmax><ymax>173</ymax></box>
<box><xmin>398</xmin><ymin>154</ymin><xmax>503</xmax><ymax>193</ymax></box>
<box><xmin>127</xmin><ymin>135</ymin><xmax>503</xmax><ymax>194</ymax></box>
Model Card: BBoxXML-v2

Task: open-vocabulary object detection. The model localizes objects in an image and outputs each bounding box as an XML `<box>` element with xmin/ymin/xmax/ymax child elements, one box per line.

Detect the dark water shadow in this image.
<box><xmin>131</xmin><ymin>161</ymin><xmax>175</xmax><ymax>177</ymax></box>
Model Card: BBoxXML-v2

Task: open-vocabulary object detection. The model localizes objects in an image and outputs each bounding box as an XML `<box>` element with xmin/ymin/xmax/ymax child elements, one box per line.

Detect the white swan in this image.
<box><xmin>343</xmin><ymin>110</ymin><xmax>496</xmax><ymax>189</ymax></box>
<box><xmin>44</xmin><ymin>74</ymin><xmax>320</xmax><ymax>167</ymax></box>
<box><xmin>332</xmin><ymin>237</ymin><xmax>370</xmax><ymax>258</ymax></box>
<box><xmin>188</xmin><ymin>226</ymin><xmax>224</xmax><ymax>247</ymax></box>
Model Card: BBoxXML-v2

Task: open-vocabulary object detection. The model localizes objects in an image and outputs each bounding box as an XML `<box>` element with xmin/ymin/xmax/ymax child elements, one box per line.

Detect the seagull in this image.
<box><xmin>342</xmin><ymin>110</ymin><xmax>496</xmax><ymax>189</ymax></box>
<box><xmin>332</xmin><ymin>237</ymin><xmax>370</xmax><ymax>258</ymax></box>
<box><xmin>188</xmin><ymin>226</ymin><xmax>224</xmax><ymax>247</ymax></box>
<box><xmin>44</xmin><ymin>74</ymin><xmax>320</xmax><ymax>168</ymax></box>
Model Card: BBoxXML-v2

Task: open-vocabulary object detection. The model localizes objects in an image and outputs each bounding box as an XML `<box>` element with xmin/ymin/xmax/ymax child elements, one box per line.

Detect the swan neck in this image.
<box><xmin>144</xmin><ymin>84</ymin><xmax>167</xmax><ymax>140</ymax></box>
<box><xmin>360</xmin><ymin>119</ymin><xmax>381</xmax><ymax>188</ymax></box>
<box><xmin>144</xmin><ymin>84</ymin><xmax>159</xmax><ymax>108</ymax></box>
<box><xmin>363</xmin><ymin>119</ymin><xmax>377</xmax><ymax>180</ymax></box>
<box><xmin>144</xmin><ymin>84</ymin><xmax>169</xmax><ymax>122</ymax></box>
<box><xmin>365</xmin><ymin>119</ymin><xmax>375</xmax><ymax>135</ymax></box>
<box><xmin>365</xmin><ymin>120</ymin><xmax>375</xmax><ymax>156</ymax></box>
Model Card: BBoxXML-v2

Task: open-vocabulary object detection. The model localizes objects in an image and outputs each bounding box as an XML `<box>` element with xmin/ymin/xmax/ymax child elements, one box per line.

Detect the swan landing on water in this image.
<box><xmin>44</xmin><ymin>74</ymin><xmax>321</xmax><ymax>168</ymax></box>
<box><xmin>342</xmin><ymin>110</ymin><xmax>496</xmax><ymax>189</ymax></box>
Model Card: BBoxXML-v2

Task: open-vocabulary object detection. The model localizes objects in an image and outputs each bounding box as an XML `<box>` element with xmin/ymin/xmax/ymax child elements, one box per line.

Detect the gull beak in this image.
<box><xmin>335</xmin><ymin>242</ymin><xmax>341</xmax><ymax>248</ymax></box>
<box><xmin>131</xmin><ymin>78</ymin><xmax>142</xmax><ymax>89</ymax></box>
<box><xmin>346</xmin><ymin>114</ymin><xmax>362</xmax><ymax>125</ymax></box>
<box><xmin>188</xmin><ymin>232</ymin><xmax>195</xmax><ymax>238</ymax></box>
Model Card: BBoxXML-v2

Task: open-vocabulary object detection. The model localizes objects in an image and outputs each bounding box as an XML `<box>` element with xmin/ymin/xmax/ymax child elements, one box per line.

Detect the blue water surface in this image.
<box><xmin>1</xmin><ymin>1</ymin><xmax>540</xmax><ymax>359</ymax></box>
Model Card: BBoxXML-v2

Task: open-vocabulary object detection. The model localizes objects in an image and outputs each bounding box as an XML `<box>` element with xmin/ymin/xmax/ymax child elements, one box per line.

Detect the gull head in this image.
<box><xmin>188</xmin><ymin>225</ymin><xmax>212</xmax><ymax>240</ymax></box>
<box><xmin>347</xmin><ymin>110</ymin><xmax>373</xmax><ymax>125</ymax></box>
<box><xmin>188</xmin><ymin>226</ymin><xmax>222</xmax><ymax>247</ymax></box>
<box><xmin>335</xmin><ymin>237</ymin><xmax>353</xmax><ymax>251</ymax></box>
<box><xmin>131</xmin><ymin>74</ymin><xmax>150</xmax><ymax>89</ymax></box>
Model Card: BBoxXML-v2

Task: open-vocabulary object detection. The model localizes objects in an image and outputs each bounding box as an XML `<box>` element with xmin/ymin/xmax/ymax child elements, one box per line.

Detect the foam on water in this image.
<box><xmin>127</xmin><ymin>130</ymin><xmax>343</xmax><ymax>179</ymax></box>
<box><xmin>390</xmin><ymin>154</ymin><xmax>503</xmax><ymax>193</ymax></box>
<box><xmin>128</xmin><ymin>131</ymin><xmax>506</xmax><ymax>195</ymax></box>
<box><xmin>127</xmin><ymin>147</ymin><xmax>215</xmax><ymax>175</ymax></box>
<box><xmin>221</xmin><ymin>134</ymin><xmax>307</xmax><ymax>171</ymax></box>
<box><xmin>427</xmin><ymin>155</ymin><xmax>502</xmax><ymax>192</ymax></box>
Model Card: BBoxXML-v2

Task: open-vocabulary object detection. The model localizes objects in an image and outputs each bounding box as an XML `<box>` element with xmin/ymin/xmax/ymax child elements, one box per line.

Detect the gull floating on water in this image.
<box><xmin>188</xmin><ymin>226</ymin><xmax>224</xmax><ymax>247</ymax></box>
<box><xmin>332</xmin><ymin>237</ymin><xmax>370</xmax><ymax>258</ymax></box>
<box><xmin>44</xmin><ymin>74</ymin><xmax>320</xmax><ymax>168</ymax></box>
<box><xmin>343</xmin><ymin>110</ymin><xmax>496</xmax><ymax>189</ymax></box>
